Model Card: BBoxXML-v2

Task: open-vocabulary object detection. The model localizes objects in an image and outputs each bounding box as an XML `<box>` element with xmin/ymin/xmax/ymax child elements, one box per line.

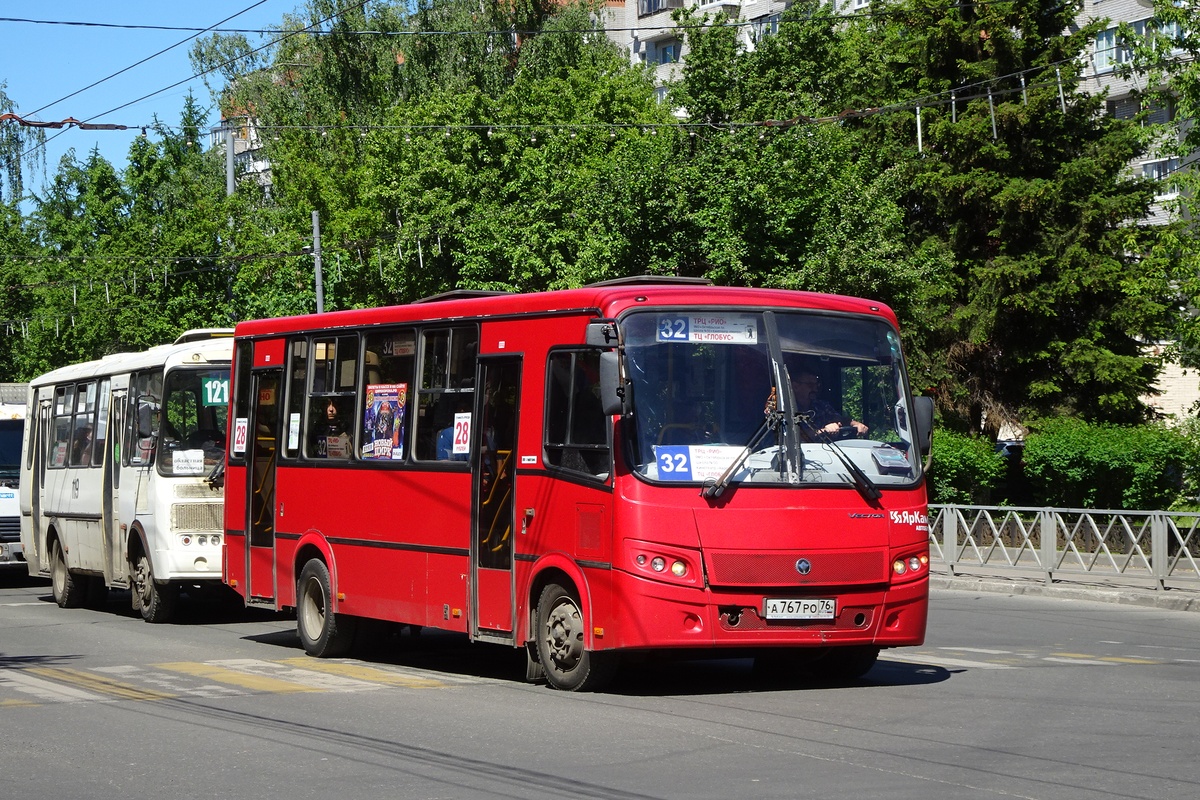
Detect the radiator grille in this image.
<box><xmin>171</xmin><ymin>502</ymin><xmax>223</xmax><ymax>532</ymax></box>
<box><xmin>705</xmin><ymin>549</ymin><xmax>889</xmax><ymax>587</ymax></box>
<box><xmin>0</xmin><ymin>516</ymin><xmax>19</xmax><ymax>543</ymax></box>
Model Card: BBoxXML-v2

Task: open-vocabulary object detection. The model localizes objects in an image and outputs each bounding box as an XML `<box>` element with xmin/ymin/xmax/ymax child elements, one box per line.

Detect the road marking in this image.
<box><xmin>1</xmin><ymin>669</ymin><xmax>113</xmax><ymax>703</ymax></box>
<box><xmin>154</xmin><ymin>661</ymin><xmax>324</xmax><ymax>694</ymax></box>
<box><xmin>938</xmin><ymin>647</ymin><xmax>1011</xmax><ymax>655</ymax></box>
<box><xmin>276</xmin><ymin>657</ymin><xmax>451</xmax><ymax>688</ymax></box>
<box><xmin>886</xmin><ymin>653</ymin><xmax>1018</xmax><ymax>670</ymax></box>
<box><xmin>0</xmin><ymin>602</ymin><xmax>47</xmax><ymax>607</ymax></box>
<box><xmin>1044</xmin><ymin>655</ymin><xmax>1118</xmax><ymax>666</ymax></box>
<box><xmin>1097</xmin><ymin>656</ymin><xmax>1159</xmax><ymax>665</ymax></box>
<box><xmin>26</xmin><ymin>667</ymin><xmax>175</xmax><ymax>701</ymax></box>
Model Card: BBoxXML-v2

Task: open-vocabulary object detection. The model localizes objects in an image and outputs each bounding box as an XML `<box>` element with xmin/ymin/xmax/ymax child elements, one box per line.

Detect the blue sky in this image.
<box><xmin>1</xmin><ymin>1</ymin><xmax>296</xmax><ymax>195</ymax></box>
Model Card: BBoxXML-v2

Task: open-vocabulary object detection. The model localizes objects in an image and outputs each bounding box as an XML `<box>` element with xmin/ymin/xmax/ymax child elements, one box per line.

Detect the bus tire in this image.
<box><xmin>536</xmin><ymin>582</ymin><xmax>617</xmax><ymax>692</ymax></box>
<box><xmin>50</xmin><ymin>540</ymin><xmax>85</xmax><ymax>609</ymax></box>
<box><xmin>133</xmin><ymin>553</ymin><xmax>178</xmax><ymax>623</ymax></box>
<box><xmin>297</xmin><ymin>559</ymin><xmax>356</xmax><ymax>658</ymax></box>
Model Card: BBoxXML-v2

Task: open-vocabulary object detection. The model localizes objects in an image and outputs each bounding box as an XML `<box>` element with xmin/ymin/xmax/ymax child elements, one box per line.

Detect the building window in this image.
<box><xmin>657</xmin><ymin>39</ymin><xmax>683</xmax><ymax>64</ymax></box>
<box><xmin>638</xmin><ymin>0</ymin><xmax>684</xmax><ymax>16</ymax></box>
<box><xmin>752</xmin><ymin>13</ymin><xmax>781</xmax><ymax>43</ymax></box>
<box><xmin>1142</xmin><ymin>157</ymin><xmax>1180</xmax><ymax>182</ymax></box>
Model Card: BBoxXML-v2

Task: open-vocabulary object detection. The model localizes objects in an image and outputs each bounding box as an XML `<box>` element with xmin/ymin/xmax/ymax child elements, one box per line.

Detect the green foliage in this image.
<box><xmin>1022</xmin><ymin>418</ymin><xmax>1191</xmax><ymax>510</ymax></box>
<box><xmin>0</xmin><ymin>0</ymin><xmax>1198</xmax><ymax>445</ymax></box>
<box><xmin>927</xmin><ymin>430</ymin><xmax>1006</xmax><ymax>505</ymax></box>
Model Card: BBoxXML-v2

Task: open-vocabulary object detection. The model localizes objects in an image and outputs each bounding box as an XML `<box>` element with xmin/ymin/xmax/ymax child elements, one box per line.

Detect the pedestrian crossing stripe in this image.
<box><xmin>274</xmin><ymin>657</ymin><xmax>449</xmax><ymax>689</ymax></box>
<box><xmin>26</xmin><ymin>666</ymin><xmax>175</xmax><ymax>701</ymax></box>
<box><xmin>153</xmin><ymin>661</ymin><xmax>325</xmax><ymax>694</ymax></box>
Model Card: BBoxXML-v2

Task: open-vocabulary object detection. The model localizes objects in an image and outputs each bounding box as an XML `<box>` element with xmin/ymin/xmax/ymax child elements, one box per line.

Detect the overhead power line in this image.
<box><xmin>23</xmin><ymin>0</ymin><xmax>273</xmax><ymax>119</ymax></box>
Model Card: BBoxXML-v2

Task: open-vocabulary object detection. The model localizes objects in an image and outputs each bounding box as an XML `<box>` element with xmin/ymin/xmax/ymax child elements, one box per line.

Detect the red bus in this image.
<box><xmin>222</xmin><ymin>278</ymin><xmax>934</xmax><ymax>690</ymax></box>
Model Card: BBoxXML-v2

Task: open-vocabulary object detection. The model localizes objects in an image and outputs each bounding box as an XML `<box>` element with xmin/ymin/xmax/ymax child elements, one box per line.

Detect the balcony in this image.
<box><xmin>639</xmin><ymin>0</ymin><xmax>685</xmax><ymax>17</ymax></box>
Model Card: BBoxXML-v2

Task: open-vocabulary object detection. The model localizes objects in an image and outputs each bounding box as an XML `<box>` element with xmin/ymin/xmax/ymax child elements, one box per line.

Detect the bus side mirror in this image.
<box><xmin>137</xmin><ymin>401</ymin><xmax>158</xmax><ymax>439</ymax></box>
<box><xmin>913</xmin><ymin>396</ymin><xmax>934</xmax><ymax>455</ymax></box>
<box><xmin>599</xmin><ymin>351</ymin><xmax>628</xmax><ymax>417</ymax></box>
<box><xmin>586</xmin><ymin>320</ymin><xmax>619</xmax><ymax>347</ymax></box>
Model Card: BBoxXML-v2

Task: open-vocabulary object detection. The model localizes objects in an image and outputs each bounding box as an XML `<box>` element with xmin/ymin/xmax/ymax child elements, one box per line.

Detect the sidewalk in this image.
<box><xmin>930</xmin><ymin>569</ymin><xmax>1200</xmax><ymax>613</ymax></box>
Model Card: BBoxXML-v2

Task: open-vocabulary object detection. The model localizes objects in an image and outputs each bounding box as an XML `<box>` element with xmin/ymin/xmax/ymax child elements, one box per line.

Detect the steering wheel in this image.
<box><xmin>833</xmin><ymin>425</ymin><xmax>859</xmax><ymax>441</ymax></box>
<box><xmin>184</xmin><ymin>429</ymin><xmax>227</xmax><ymax>448</ymax></box>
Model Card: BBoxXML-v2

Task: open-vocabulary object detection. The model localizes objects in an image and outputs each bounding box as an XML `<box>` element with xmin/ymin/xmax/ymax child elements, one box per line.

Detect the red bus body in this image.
<box><xmin>223</xmin><ymin>283</ymin><xmax>930</xmax><ymax>689</ymax></box>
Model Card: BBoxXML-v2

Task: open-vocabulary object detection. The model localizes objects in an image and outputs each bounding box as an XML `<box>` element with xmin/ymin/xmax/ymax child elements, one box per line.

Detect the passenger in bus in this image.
<box><xmin>71</xmin><ymin>425</ymin><xmax>94</xmax><ymax>465</ymax></box>
<box><xmin>789</xmin><ymin>366</ymin><xmax>868</xmax><ymax>439</ymax></box>
<box><xmin>436</xmin><ymin>395</ymin><xmax>471</xmax><ymax>461</ymax></box>
<box><xmin>312</xmin><ymin>398</ymin><xmax>350</xmax><ymax>459</ymax></box>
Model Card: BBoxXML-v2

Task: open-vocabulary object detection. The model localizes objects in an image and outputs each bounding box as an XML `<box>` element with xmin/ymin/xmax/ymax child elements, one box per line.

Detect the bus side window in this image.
<box><xmin>284</xmin><ymin>339</ymin><xmax>308</xmax><ymax>459</ymax></box>
<box><xmin>415</xmin><ymin>327</ymin><xmax>478</xmax><ymax>461</ymax></box>
<box><xmin>49</xmin><ymin>384</ymin><xmax>74</xmax><ymax>469</ymax></box>
<box><xmin>305</xmin><ymin>335</ymin><xmax>358</xmax><ymax>460</ymax></box>
<box><xmin>362</xmin><ymin>329</ymin><xmax>415</xmax><ymax>462</ymax></box>
<box><xmin>544</xmin><ymin>350</ymin><xmax>610</xmax><ymax>480</ymax></box>
<box><xmin>68</xmin><ymin>381</ymin><xmax>98</xmax><ymax>468</ymax></box>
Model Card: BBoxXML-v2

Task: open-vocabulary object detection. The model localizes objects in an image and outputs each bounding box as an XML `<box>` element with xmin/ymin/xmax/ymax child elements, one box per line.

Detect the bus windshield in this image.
<box><xmin>0</xmin><ymin>419</ymin><xmax>22</xmax><ymax>484</ymax></box>
<box><xmin>623</xmin><ymin>309</ymin><xmax>922</xmax><ymax>489</ymax></box>
<box><xmin>157</xmin><ymin>368</ymin><xmax>230</xmax><ymax>477</ymax></box>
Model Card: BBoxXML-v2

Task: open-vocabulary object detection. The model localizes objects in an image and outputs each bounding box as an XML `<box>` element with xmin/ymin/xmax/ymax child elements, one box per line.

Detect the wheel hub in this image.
<box><xmin>544</xmin><ymin>602</ymin><xmax>583</xmax><ymax>669</ymax></box>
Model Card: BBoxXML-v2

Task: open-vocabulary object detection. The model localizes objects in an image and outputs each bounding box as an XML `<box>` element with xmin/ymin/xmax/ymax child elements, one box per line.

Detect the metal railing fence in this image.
<box><xmin>928</xmin><ymin>505</ymin><xmax>1200</xmax><ymax>591</ymax></box>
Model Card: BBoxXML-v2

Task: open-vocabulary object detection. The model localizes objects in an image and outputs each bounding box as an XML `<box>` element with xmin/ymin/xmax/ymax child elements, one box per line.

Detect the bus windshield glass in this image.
<box><xmin>0</xmin><ymin>419</ymin><xmax>22</xmax><ymax>484</ymax></box>
<box><xmin>158</xmin><ymin>368</ymin><xmax>230</xmax><ymax>477</ymax></box>
<box><xmin>623</xmin><ymin>309</ymin><xmax>922</xmax><ymax>489</ymax></box>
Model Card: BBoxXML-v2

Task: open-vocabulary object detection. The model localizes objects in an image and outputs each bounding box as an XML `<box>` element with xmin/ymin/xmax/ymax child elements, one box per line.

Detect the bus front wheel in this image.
<box><xmin>535</xmin><ymin>582</ymin><xmax>617</xmax><ymax>692</ymax></box>
<box><xmin>133</xmin><ymin>553</ymin><xmax>178</xmax><ymax>624</ymax></box>
<box><xmin>297</xmin><ymin>559</ymin><xmax>356</xmax><ymax>658</ymax></box>
<box><xmin>50</xmin><ymin>540</ymin><xmax>85</xmax><ymax>609</ymax></box>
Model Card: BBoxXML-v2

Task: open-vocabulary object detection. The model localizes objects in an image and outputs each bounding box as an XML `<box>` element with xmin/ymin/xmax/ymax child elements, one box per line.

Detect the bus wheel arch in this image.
<box><xmin>532</xmin><ymin>573</ymin><xmax>618</xmax><ymax>692</ymax></box>
<box><xmin>48</xmin><ymin>527</ymin><xmax>85</xmax><ymax>609</ymax></box>
<box><xmin>295</xmin><ymin>552</ymin><xmax>356</xmax><ymax>658</ymax></box>
<box><xmin>127</xmin><ymin>525</ymin><xmax>178</xmax><ymax>623</ymax></box>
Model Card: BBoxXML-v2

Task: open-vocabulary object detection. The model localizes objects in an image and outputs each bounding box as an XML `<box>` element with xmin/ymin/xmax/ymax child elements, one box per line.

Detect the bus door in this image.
<box><xmin>245</xmin><ymin>369</ymin><xmax>282</xmax><ymax>602</ymax></box>
<box><xmin>100</xmin><ymin>386</ymin><xmax>125</xmax><ymax>585</ymax></box>
<box><xmin>470</xmin><ymin>356</ymin><xmax>521</xmax><ymax>640</ymax></box>
<box><xmin>27</xmin><ymin>394</ymin><xmax>53</xmax><ymax>568</ymax></box>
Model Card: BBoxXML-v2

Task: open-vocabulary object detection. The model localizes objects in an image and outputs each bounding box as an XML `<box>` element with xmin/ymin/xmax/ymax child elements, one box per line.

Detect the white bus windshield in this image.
<box><xmin>157</xmin><ymin>368</ymin><xmax>230</xmax><ymax>478</ymax></box>
<box><xmin>622</xmin><ymin>309</ymin><xmax>922</xmax><ymax>489</ymax></box>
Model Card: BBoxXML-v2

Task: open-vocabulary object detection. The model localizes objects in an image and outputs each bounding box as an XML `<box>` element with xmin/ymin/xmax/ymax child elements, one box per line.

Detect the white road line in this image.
<box><xmin>885</xmin><ymin>653</ymin><xmax>1018</xmax><ymax>670</ymax></box>
<box><xmin>0</xmin><ymin>669</ymin><xmax>107</xmax><ymax>703</ymax></box>
<box><xmin>938</xmin><ymin>647</ymin><xmax>1011</xmax><ymax>655</ymax></box>
<box><xmin>204</xmin><ymin>658</ymin><xmax>382</xmax><ymax>692</ymax></box>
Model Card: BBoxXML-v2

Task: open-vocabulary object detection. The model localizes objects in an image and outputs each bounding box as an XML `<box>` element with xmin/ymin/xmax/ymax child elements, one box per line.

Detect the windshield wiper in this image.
<box><xmin>797</xmin><ymin>416</ymin><xmax>882</xmax><ymax>504</ymax></box>
<box><xmin>702</xmin><ymin>403</ymin><xmax>783</xmax><ymax>499</ymax></box>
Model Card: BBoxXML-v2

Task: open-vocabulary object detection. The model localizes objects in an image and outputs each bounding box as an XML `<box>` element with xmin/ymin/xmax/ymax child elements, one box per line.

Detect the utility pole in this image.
<box><xmin>225</xmin><ymin>123</ymin><xmax>235</xmax><ymax>197</ymax></box>
<box><xmin>312</xmin><ymin>210</ymin><xmax>324</xmax><ymax>313</ymax></box>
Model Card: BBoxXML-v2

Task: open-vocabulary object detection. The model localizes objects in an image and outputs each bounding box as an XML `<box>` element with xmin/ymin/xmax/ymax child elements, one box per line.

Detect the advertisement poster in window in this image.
<box><xmin>363</xmin><ymin>383</ymin><xmax>407</xmax><ymax>460</ymax></box>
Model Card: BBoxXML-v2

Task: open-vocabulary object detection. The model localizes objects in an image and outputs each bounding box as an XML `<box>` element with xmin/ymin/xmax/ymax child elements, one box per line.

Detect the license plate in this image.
<box><xmin>763</xmin><ymin>597</ymin><xmax>836</xmax><ymax>620</ymax></box>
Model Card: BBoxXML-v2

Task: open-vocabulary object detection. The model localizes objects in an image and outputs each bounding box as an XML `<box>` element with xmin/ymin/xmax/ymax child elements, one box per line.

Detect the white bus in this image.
<box><xmin>1</xmin><ymin>383</ymin><xmax>28</xmax><ymax>569</ymax></box>
<box><xmin>19</xmin><ymin>330</ymin><xmax>233</xmax><ymax>621</ymax></box>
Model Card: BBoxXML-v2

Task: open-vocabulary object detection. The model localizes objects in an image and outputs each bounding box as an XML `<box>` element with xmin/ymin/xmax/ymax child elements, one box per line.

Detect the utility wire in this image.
<box><xmin>24</xmin><ymin>1</ymin><xmax>273</xmax><ymax>119</ymax></box>
<box><xmin>17</xmin><ymin>0</ymin><xmax>370</xmax><ymax>161</ymax></box>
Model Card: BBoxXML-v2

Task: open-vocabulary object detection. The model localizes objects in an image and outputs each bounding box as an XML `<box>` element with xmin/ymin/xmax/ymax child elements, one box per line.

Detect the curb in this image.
<box><xmin>930</xmin><ymin>573</ymin><xmax>1200</xmax><ymax>614</ymax></box>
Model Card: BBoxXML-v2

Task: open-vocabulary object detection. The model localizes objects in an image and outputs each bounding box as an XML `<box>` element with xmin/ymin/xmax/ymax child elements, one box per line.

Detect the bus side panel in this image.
<box><xmin>274</xmin><ymin>466</ymin><xmax>471</xmax><ymax>632</ymax></box>
<box><xmin>222</xmin><ymin>463</ymin><xmax>248</xmax><ymax>596</ymax></box>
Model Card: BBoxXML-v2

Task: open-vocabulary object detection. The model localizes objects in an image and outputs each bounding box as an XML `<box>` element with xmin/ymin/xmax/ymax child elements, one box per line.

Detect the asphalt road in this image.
<box><xmin>1</xmin><ymin>572</ymin><xmax>1197</xmax><ymax>800</ymax></box>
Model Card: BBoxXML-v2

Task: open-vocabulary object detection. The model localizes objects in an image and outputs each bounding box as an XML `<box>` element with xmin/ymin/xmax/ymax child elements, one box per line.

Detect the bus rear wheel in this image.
<box><xmin>297</xmin><ymin>559</ymin><xmax>356</xmax><ymax>658</ymax></box>
<box><xmin>536</xmin><ymin>582</ymin><xmax>617</xmax><ymax>692</ymax></box>
<box><xmin>132</xmin><ymin>552</ymin><xmax>178</xmax><ymax>623</ymax></box>
<box><xmin>50</xmin><ymin>540</ymin><xmax>85</xmax><ymax>609</ymax></box>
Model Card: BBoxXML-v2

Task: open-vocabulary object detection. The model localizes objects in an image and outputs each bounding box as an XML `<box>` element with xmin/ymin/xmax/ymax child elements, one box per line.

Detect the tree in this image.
<box><xmin>675</xmin><ymin>1</ymin><xmax>1183</xmax><ymax>434</ymax></box>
